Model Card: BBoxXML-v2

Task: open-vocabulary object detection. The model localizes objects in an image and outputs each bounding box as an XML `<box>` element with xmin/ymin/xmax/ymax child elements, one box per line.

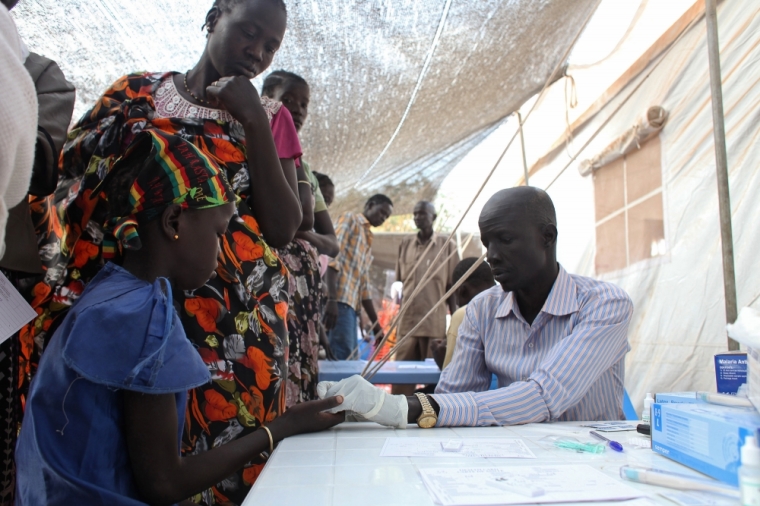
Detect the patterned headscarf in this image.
<box><xmin>95</xmin><ymin>130</ymin><xmax>236</xmax><ymax>256</ymax></box>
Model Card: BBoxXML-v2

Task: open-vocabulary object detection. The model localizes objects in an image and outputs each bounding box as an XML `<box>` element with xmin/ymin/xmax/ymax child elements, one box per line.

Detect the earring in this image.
<box><xmin>174</xmin><ymin>234</ymin><xmax>179</xmax><ymax>240</ymax></box>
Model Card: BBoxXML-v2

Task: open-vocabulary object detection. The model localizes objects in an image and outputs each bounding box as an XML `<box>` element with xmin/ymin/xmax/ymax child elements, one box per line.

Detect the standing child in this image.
<box><xmin>262</xmin><ymin>70</ymin><xmax>340</xmax><ymax>405</ymax></box>
<box><xmin>15</xmin><ymin>131</ymin><xmax>343</xmax><ymax>506</ymax></box>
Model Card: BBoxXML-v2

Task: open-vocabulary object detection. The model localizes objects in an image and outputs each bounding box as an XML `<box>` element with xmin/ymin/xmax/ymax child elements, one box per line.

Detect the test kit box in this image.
<box><xmin>654</xmin><ymin>392</ymin><xmax>703</xmax><ymax>404</ymax></box>
<box><xmin>651</xmin><ymin>402</ymin><xmax>760</xmax><ymax>485</ymax></box>
<box><xmin>714</xmin><ymin>352</ymin><xmax>747</xmax><ymax>394</ymax></box>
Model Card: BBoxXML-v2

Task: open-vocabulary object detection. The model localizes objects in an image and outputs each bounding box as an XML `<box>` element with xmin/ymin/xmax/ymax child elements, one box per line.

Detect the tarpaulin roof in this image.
<box><xmin>12</xmin><ymin>0</ymin><xmax>599</xmax><ymax>213</ymax></box>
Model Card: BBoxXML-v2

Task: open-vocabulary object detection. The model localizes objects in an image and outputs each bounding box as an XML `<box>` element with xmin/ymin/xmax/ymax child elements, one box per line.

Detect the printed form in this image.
<box><xmin>0</xmin><ymin>274</ymin><xmax>36</xmax><ymax>344</ymax></box>
<box><xmin>419</xmin><ymin>464</ymin><xmax>644</xmax><ymax>505</ymax></box>
<box><xmin>380</xmin><ymin>438</ymin><xmax>536</xmax><ymax>459</ymax></box>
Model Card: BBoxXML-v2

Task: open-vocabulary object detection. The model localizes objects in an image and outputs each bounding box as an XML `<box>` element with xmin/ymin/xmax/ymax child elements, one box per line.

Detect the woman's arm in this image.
<box><xmin>295</xmin><ymin>210</ymin><xmax>339</xmax><ymax>256</ymax></box>
<box><xmin>124</xmin><ymin>392</ymin><xmax>343</xmax><ymax>505</ymax></box>
<box><xmin>296</xmin><ymin>165</ymin><xmax>315</xmax><ymax>231</ymax></box>
<box><xmin>206</xmin><ymin>77</ymin><xmax>302</xmax><ymax>248</ymax></box>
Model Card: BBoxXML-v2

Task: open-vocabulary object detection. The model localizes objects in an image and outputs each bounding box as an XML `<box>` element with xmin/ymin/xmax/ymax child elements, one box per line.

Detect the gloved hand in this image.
<box><xmin>317</xmin><ymin>375</ymin><xmax>409</xmax><ymax>429</ymax></box>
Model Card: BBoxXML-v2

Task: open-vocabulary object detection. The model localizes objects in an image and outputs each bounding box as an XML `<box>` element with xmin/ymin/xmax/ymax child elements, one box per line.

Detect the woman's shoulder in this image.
<box><xmin>260</xmin><ymin>95</ymin><xmax>283</xmax><ymax>121</ymax></box>
<box><xmin>104</xmin><ymin>71</ymin><xmax>176</xmax><ymax>99</ymax></box>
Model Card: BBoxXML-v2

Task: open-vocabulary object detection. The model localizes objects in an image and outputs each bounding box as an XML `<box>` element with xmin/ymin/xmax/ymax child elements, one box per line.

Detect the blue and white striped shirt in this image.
<box><xmin>432</xmin><ymin>266</ymin><xmax>633</xmax><ymax>426</ymax></box>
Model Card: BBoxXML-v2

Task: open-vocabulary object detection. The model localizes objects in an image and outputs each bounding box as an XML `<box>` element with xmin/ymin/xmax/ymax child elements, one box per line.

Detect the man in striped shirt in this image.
<box><xmin>319</xmin><ymin>187</ymin><xmax>633</xmax><ymax>427</ymax></box>
<box><xmin>324</xmin><ymin>194</ymin><xmax>393</xmax><ymax>359</ymax></box>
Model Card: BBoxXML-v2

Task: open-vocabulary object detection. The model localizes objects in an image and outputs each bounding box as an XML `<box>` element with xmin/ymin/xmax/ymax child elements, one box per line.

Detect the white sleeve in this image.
<box><xmin>0</xmin><ymin>6</ymin><xmax>38</xmax><ymax>258</ymax></box>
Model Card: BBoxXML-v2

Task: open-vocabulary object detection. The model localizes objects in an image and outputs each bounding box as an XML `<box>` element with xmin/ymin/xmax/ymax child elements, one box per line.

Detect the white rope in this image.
<box><xmin>353</xmin><ymin>0</ymin><xmax>455</xmax><ymax>188</ymax></box>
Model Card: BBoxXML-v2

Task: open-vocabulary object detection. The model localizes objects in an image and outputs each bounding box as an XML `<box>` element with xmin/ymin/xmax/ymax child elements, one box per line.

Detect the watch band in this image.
<box><xmin>414</xmin><ymin>392</ymin><xmax>437</xmax><ymax>428</ymax></box>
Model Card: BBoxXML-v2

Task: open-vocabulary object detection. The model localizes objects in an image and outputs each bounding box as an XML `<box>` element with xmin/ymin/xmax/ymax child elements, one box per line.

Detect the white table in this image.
<box><xmin>318</xmin><ymin>360</ymin><xmax>441</xmax><ymax>384</ymax></box>
<box><xmin>243</xmin><ymin>421</ymin><xmax>727</xmax><ymax>506</ymax></box>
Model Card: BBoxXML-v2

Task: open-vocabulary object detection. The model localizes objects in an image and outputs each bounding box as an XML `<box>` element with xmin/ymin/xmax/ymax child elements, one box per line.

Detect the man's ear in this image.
<box><xmin>431</xmin><ymin>213</ymin><xmax>438</xmax><ymax>223</ymax></box>
<box><xmin>160</xmin><ymin>205</ymin><xmax>183</xmax><ymax>240</ymax></box>
<box><xmin>542</xmin><ymin>224</ymin><xmax>558</xmax><ymax>248</ymax></box>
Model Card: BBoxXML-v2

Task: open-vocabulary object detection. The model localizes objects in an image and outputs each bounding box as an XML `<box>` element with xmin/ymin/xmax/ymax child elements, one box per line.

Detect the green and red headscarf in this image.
<box><xmin>95</xmin><ymin>130</ymin><xmax>236</xmax><ymax>257</ymax></box>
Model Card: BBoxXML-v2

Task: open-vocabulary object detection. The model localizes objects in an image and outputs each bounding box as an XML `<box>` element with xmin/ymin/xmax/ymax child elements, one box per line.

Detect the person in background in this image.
<box><xmin>319</xmin><ymin>186</ymin><xmax>634</xmax><ymax>428</ymax></box>
<box><xmin>0</xmin><ymin>1</ymin><xmax>47</xmax><ymax>503</ymax></box>
<box><xmin>392</xmin><ymin>201</ymin><xmax>458</xmax><ymax>395</ymax></box>
<box><xmin>430</xmin><ymin>257</ymin><xmax>495</xmax><ymax>371</ymax></box>
<box><xmin>0</xmin><ymin>0</ymin><xmax>36</xmax><ymax>257</ymax></box>
<box><xmin>313</xmin><ymin>171</ymin><xmax>335</xmax><ymax>207</ymax></box>
<box><xmin>324</xmin><ymin>194</ymin><xmax>393</xmax><ymax>360</ymax></box>
<box><xmin>15</xmin><ymin>131</ymin><xmax>344</xmax><ymax>506</ymax></box>
<box><xmin>262</xmin><ymin>70</ymin><xmax>339</xmax><ymax>406</ymax></box>
<box><xmin>311</xmin><ymin>171</ymin><xmax>338</xmax><ymax>360</ymax></box>
<box><xmin>21</xmin><ymin>0</ymin><xmax>312</xmax><ymax>502</ymax></box>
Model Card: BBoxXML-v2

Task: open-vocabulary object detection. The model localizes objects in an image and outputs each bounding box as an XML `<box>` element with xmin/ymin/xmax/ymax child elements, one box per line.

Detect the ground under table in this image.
<box><xmin>318</xmin><ymin>360</ymin><xmax>441</xmax><ymax>385</ymax></box>
<box><xmin>243</xmin><ymin>421</ymin><xmax>723</xmax><ymax>505</ymax></box>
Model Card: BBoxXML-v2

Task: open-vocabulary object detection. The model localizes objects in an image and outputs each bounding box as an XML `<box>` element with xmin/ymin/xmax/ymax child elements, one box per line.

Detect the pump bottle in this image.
<box><xmin>739</xmin><ymin>435</ymin><xmax>760</xmax><ymax>505</ymax></box>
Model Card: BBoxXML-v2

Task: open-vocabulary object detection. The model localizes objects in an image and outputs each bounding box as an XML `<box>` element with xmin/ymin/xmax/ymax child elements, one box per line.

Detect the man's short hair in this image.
<box><xmin>366</xmin><ymin>194</ymin><xmax>393</xmax><ymax>208</ymax></box>
<box><xmin>453</xmin><ymin>257</ymin><xmax>494</xmax><ymax>286</ymax></box>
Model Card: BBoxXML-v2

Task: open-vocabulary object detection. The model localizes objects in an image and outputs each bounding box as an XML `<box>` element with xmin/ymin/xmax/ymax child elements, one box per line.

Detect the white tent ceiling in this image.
<box><xmin>12</xmin><ymin>0</ymin><xmax>599</xmax><ymax>213</ymax></box>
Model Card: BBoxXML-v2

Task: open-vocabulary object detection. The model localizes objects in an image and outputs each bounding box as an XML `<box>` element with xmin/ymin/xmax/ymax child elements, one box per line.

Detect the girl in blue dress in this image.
<box><xmin>15</xmin><ymin>130</ymin><xmax>344</xmax><ymax>505</ymax></box>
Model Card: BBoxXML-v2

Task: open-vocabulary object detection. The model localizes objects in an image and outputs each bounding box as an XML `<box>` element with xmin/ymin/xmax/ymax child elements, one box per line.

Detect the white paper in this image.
<box><xmin>0</xmin><ymin>274</ymin><xmax>36</xmax><ymax>344</ymax></box>
<box><xmin>660</xmin><ymin>490</ymin><xmax>737</xmax><ymax>506</ymax></box>
<box><xmin>381</xmin><ymin>437</ymin><xmax>535</xmax><ymax>459</ymax></box>
<box><xmin>418</xmin><ymin>464</ymin><xmax>644</xmax><ymax>505</ymax></box>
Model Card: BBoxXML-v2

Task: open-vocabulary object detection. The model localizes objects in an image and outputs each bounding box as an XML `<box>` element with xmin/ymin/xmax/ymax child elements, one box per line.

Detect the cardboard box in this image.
<box><xmin>651</xmin><ymin>402</ymin><xmax>760</xmax><ymax>485</ymax></box>
<box><xmin>714</xmin><ymin>351</ymin><xmax>747</xmax><ymax>394</ymax></box>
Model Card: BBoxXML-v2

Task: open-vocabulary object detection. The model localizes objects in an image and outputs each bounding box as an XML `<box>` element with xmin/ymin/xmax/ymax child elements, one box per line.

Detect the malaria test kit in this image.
<box><xmin>714</xmin><ymin>351</ymin><xmax>747</xmax><ymax>395</ymax></box>
<box><xmin>651</xmin><ymin>401</ymin><xmax>760</xmax><ymax>485</ymax></box>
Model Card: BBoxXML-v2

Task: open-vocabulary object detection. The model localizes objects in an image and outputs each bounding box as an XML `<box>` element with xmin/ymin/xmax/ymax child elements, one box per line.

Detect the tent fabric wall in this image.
<box><xmin>529</xmin><ymin>0</ymin><xmax>760</xmax><ymax>411</ymax></box>
<box><xmin>10</xmin><ymin>0</ymin><xmax>599</xmax><ymax>215</ymax></box>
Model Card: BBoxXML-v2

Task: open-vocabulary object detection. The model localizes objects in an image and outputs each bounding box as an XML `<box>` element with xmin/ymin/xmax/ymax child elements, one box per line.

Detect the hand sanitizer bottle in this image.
<box><xmin>739</xmin><ymin>435</ymin><xmax>760</xmax><ymax>505</ymax></box>
<box><xmin>641</xmin><ymin>393</ymin><xmax>654</xmax><ymax>423</ymax></box>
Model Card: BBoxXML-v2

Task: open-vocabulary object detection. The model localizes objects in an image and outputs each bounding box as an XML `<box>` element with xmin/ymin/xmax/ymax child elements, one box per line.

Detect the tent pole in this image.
<box><xmin>705</xmin><ymin>0</ymin><xmax>739</xmax><ymax>350</ymax></box>
<box><xmin>516</xmin><ymin>111</ymin><xmax>530</xmax><ymax>186</ymax></box>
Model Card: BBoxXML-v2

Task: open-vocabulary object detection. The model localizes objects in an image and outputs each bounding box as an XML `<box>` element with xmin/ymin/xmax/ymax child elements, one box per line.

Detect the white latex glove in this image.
<box><xmin>317</xmin><ymin>375</ymin><xmax>409</xmax><ymax>429</ymax></box>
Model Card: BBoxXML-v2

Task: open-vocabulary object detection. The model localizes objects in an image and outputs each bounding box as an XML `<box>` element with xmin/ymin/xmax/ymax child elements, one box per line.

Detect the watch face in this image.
<box><xmin>418</xmin><ymin>415</ymin><xmax>437</xmax><ymax>429</ymax></box>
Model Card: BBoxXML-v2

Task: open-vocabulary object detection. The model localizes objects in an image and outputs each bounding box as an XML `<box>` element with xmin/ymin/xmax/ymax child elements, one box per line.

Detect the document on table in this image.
<box><xmin>0</xmin><ymin>274</ymin><xmax>36</xmax><ymax>344</ymax></box>
<box><xmin>419</xmin><ymin>464</ymin><xmax>644</xmax><ymax>505</ymax></box>
<box><xmin>381</xmin><ymin>437</ymin><xmax>536</xmax><ymax>459</ymax></box>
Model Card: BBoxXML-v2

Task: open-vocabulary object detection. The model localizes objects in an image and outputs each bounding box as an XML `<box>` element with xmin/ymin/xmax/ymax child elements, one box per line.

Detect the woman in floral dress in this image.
<box><xmin>21</xmin><ymin>0</ymin><xmax>325</xmax><ymax>503</ymax></box>
<box><xmin>262</xmin><ymin>71</ymin><xmax>339</xmax><ymax>406</ymax></box>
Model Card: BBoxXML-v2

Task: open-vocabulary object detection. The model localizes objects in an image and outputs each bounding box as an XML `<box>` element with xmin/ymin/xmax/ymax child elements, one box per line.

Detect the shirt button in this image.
<box><xmin>528</xmin><ymin>342</ymin><xmax>533</xmax><ymax>348</ymax></box>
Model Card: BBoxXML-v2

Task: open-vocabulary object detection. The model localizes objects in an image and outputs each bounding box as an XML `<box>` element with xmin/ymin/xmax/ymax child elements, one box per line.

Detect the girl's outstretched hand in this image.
<box><xmin>206</xmin><ymin>76</ymin><xmax>265</xmax><ymax>127</ymax></box>
<box><xmin>268</xmin><ymin>396</ymin><xmax>345</xmax><ymax>441</ymax></box>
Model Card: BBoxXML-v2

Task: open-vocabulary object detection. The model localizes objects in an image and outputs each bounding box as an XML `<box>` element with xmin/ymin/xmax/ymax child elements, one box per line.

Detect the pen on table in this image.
<box><xmin>589</xmin><ymin>430</ymin><xmax>623</xmax><ymax>452</ymax></box>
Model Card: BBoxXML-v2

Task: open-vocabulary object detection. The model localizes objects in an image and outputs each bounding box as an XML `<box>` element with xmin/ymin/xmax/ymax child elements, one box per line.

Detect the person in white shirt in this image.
<box><xmin>0</xmin><ymin>0</ymin><xmax>37</xmax><ymax>257</ymax></box>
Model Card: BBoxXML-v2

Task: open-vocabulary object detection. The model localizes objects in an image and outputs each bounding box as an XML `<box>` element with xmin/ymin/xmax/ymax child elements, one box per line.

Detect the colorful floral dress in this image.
<box><xmin>278</xmin><ymin>237</ymin><xmax>323</xmax><ymax>406</ymax></box>
<box><xmin>278</xmin><ymin>161</ymin><xmax>328</xmax><ymax>406</ymax></box>
<box><xmin>22</xmin><ymin>72</ymin><xmax>301</xmax><ymax>505</ymax></box>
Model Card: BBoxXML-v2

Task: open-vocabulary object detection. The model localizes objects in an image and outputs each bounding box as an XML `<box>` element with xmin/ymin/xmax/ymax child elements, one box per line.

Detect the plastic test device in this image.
<box><xmin>590</xmin><ymin>430</ymin><xmax>623</xmax><ymax>452</ymax></box>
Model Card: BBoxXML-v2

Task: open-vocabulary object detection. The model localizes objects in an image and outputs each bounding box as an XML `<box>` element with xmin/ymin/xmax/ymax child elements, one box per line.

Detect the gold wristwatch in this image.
<box><xmin>415</xmin><ymin>392</ymin><xmax>438</xmax><ymax>428</ymax></box>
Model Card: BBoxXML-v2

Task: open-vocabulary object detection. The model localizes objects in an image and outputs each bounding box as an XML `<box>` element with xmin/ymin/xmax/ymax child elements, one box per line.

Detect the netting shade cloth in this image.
<box><xmin>11</xmin><ymin>0</ymin><xmax>599</xmax><ymax>214</ymax></box>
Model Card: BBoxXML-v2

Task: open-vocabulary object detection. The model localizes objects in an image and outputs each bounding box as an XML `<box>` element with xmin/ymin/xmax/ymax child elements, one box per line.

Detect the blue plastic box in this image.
<box><xmin>651</xmin><ymin>402</ymin><xmax>760</xmax><ymax>485</ymax></box>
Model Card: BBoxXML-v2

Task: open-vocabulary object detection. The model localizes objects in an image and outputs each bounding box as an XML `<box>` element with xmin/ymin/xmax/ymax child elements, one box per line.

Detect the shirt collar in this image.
<box><xmin>357</xmin><ymin>213</ymin><xmax>371</xmax><ymax>230</ymax></box>
<box><xmin>495</xmin><ymin>265</ymin><xmax>578</xmax><ymax>319</ymax></box>
<box><xmin>415</xmin><ymin>231</ymin><xmax>437</xmax><ymax>246</ymax></box>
